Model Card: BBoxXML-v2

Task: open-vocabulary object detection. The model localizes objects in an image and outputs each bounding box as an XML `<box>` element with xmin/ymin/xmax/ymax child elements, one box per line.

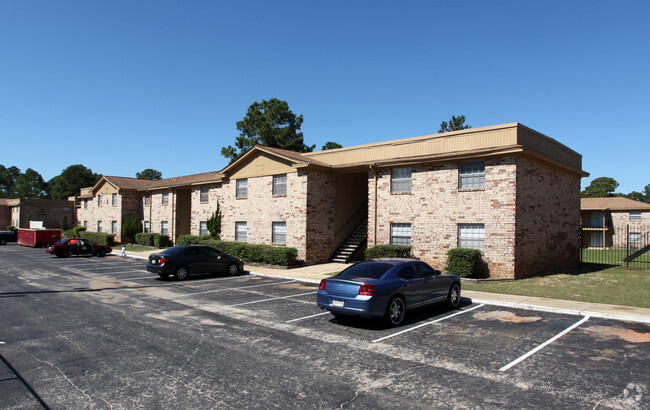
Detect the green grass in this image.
<box><xmin>463</xmin><ymin>266</ymin><xmax>650</xmax><ymax>309</ymax></box>
<box><xmin>120</xmin><ymin>244</ymin><xmax>158</xmax><ymax>253</ymax></box>
<box><xmin>581</xmin><ymin>248</ymin><xmax>650</xmax><ymax>266</ymax></box>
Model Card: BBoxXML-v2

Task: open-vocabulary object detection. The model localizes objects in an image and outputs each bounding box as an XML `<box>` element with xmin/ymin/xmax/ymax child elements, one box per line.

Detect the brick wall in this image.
<box><xmin>609</xmin><ymin>210</ymin><xmax>650</xmax><ymax>247</ymax></box>
<box><xmin>305</xmin><ymin>170</ymin><xmax>336</xmax><ymax>263</ymax></box>
<box><xmin>369</xmin><ymin>157</ymin><xmax>519</xmax><ymax>278</ymax></box>
<box><xmin>514</xmin><ymin>156</ymin><xmax>581</xmax><ymax>277</ymax></box>
<box><xmin>146</xmin><ymin>190</ymin><xmax>175</xmax><ymax>240</ymax></box>
<box><xmin>190</xmin><ymin>184</ymin><xmax>222</xmax><ymax>236</ymax></box>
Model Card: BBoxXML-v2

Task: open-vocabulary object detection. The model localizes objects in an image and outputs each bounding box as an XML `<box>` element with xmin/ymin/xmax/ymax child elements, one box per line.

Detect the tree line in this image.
<box><xmin>581</xmin><ymin>177</ymin><xmax>650</xmax><ymax>203</ymax></box>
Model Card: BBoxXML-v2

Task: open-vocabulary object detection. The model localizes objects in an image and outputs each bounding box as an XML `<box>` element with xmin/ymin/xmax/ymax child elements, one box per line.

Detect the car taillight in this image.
<box><xmin>159</xmin><ymin>257</ymin><xmax>169</xmax><ymax>264</ymax></box>
<box><xmin>318</xmin><ymin>279</ymin><xmax>326</xmax><ymax>290</ymax></box>
<box><xmin>358</xmin><ymin>283</ymin><xmax>375</xmax><ymax>296</ymax></box>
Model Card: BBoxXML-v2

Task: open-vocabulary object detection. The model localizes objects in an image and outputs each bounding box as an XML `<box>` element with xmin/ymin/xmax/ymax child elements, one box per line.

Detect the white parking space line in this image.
<box><xmin>498</xmin><ymin>315</ymin><xmax>590</xmax><ymax>372</ymax></box>
<box><xmin>172</xmin><ymin>280</ymin><xmax>297</xmax><ymax>298</ymax></box>
<box><xmin>286</xmin><ymin>312</ymin><xmax>331</xmax><ymax>323</ymax></box>
<box><xmin>372</xmin><ymin>304</ymin><xmax>485</xmax><ymax>343</ymax></box>
<box><xmin>231</xmin><ymin>291</ymin><xmax>317</xmax><ymax>307</ymax></box>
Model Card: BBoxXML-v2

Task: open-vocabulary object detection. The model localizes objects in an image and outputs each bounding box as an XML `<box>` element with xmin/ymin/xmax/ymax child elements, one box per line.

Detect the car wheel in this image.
<box><xmin>226</xmin><ymin>263</ymin><xmax>239</xmax><ymax>276</ymax></box>
<box><xmin>97</xmin><ymin>249</ymin><xmax>106</xmax><ymax>257</ymax></box>
<box><xmin>55</xmin><ymin>253</ymin><xmax>63</xmax><ymax>258</ymax></box>
<box><xmin>447</xmin><ymin>283</ymin><xmax>461</xmax><ymax>308</ymax></box>
<box><xmin>385</xmin><ymin>296</ymin><xmax>406</xmax><ymax>326</ymax></box>
<box><xmin>174</xmin><ymin>266</ymin><xmax>189</xmax><ymax>280</ymax></box>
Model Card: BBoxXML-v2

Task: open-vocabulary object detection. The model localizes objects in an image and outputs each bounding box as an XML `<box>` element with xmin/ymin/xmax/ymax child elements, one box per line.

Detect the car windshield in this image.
<box><xmin>337</xmin><ymin>262</ymin><xmax>394</xmax><ymax>280</ymax></box>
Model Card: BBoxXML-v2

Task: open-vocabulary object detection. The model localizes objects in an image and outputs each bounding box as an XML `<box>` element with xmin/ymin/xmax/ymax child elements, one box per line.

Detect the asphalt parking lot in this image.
<box><xmin>1</xmin><ymin>244</ymin><xmax>648</xmax><ymax>408</ymax></box>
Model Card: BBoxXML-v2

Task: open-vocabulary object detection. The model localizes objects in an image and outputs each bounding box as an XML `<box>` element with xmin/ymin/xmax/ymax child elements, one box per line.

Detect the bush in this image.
<box><xmin>80</xmin><ymin>231</ymin><xmax>115</xmax><ymax>246</ymax></box>
<box><xmin>197</xmin><ymin>239</ymin><xmax>298</xmax><ymax>266</ymax></box>
<box><xmin>365</xmin><ymin>245</ymin><xmax>413</xmax><ymax>259</ymax></box>
<box><xmin>176</xmin><ymin>235</ymin><xmax>203</xmax><ymax>246</ymax></box>
<box><xmin>135</xmin><ymin>233</ymin><xmax>156</xmax><ymax>246</ymax></box>
<box><xmin>121</xmin><ymin>213</ymin><xmax>142</xmax><ymax>244</ymax></box>
<box><xmin>153</xmin><ymin>234</ymin><xmax>170</xmax><ymax>248</ymax></box>
<box><xmin>445</xmin><ymin>248</ymin><xmax>486</xmax><ymax>278</ymax></box>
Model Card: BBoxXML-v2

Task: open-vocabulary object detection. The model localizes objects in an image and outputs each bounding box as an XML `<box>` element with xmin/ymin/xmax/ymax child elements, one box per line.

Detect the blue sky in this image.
<box><xmin>1</xmin><ymin>1</ymin><xmax>648</xmax><ymax>194</ymax></box>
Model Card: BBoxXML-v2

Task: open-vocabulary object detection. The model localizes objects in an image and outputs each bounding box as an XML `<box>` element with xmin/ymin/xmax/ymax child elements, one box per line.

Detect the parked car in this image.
<box><xmin>146</xmin><ymin>245</ymin><xmax>244</xmax><ymax>280</ymax></box>
<box><xmin>0</xmin><ymin>228</ymin><xmax>18</xmax><ymax>245</ymax></box>
<box><xmin>46</xmin><ymin>238</ymin><xmax>112</xmax><ymax>257</ymax></box>
<box><xmin>317</xmin><ymin>259</ymin><xmax>461</xmax><ymax>326</ymax></box>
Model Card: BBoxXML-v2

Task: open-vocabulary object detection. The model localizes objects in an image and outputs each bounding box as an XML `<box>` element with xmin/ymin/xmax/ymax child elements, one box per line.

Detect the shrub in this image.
<box><xmin>206</xmin><ymin>201</ymin><xmax>222</xmax><ymax>239</ymax></box>
<box><xmin>153</xmin><ymin>234</ymin><xmax>170</xmax><ymax>248</ymax></box>
<box><xmin>176</xmin><ymin>235</ymin><xmax>203</xmax><ymax>245</ymax></box>
<box><xmin>365</xmin><ymin>245</ymin><xmax>413</xmax><ymax>259</ymax></box>
<box><xmin>135</xmin><ymin>233</ymin><xmax>156</xmax><ymax>246</ymax></box>
<box><xmin>197</xmin><ymin>239</ymin><xmax>298</xmax><ymax>266</ymax></box>
<box><xmin>445</xmin><ymin>248</ymin><xmax>486</xmax><ymax>278</ymax></box>
<box><xmin>79</xmin><ymin>231</ymin><xmax>115</xmax><ymax>246</ymax></box>
<box><xmin>121</xmin><ymin>213</ymin><xmax>142</xmax><ymax>244</ymax></box>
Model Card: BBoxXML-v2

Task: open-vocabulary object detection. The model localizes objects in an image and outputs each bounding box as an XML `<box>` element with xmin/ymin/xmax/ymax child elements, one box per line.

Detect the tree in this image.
<box><xmin>48</xmin><ymin>164</ymin><xmax>102</xmax><ymax>200</ymax></box>
<box><xmin>439</xmin><ymin>115</ymin><xmax>471</xmax><ymax>133</ymax></box>
<box><xmin>221</xmin><ymin>98</ymin><xmax>315</xmax><ymax>163</ymax></box>
<box><xmin>121</xmin><ymin>212</ymin><xmax>142</xmax><ymax>244</ymax></box>
<box><xmin>322</xmin><ymin>141</ymin><xmax>342</xmax><ymax>150</ymax></box>
<box><xmin>625</xmin><ymin>191</ymin><xmax>646</xmax><ymax>202</ymax></box>
<box><xmin>136</xmin><ymin>169</ymin><xmax>163</xmax><ymax>180</ymax></box>
<box><xmin>14</xmin><ymin>168</ymin><xmax>49</xmax><ymax>199</ymax></box>
<box><xmin>581</xmin><ymin>177</ymin><xmax>619</xmax><ymax>198</ymax></box>
<box><xmin>206</xmin><ymin>201</ymin><xmax>222</xmax><ymax>239</ymax></box>
<box><xmin>0</xmin><ymin>165</ymin><xmax>20</xmax><ymax>198</ymax></box>
<box><xmin>644</xmin><ymin>184</ymin><xmax>650</xmax><ymax>203</ymax></box>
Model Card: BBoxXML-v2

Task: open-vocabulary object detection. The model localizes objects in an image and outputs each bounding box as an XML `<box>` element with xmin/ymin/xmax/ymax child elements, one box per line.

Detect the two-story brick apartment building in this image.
<box><xmin>581</xmin><ymin>197</ymin><xmax>650</xmax><ymax>249</ymax></box>
<box><xmin>74</xmin><ymin>123</ymin><xmax>588</xmax><ymax>279</ymax></box>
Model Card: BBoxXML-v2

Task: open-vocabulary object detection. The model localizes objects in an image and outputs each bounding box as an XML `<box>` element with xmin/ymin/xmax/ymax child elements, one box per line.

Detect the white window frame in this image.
<box><xmin>112</xmin><ymin>193</ymin><xmax>118</xmax><ymax>207</ymax></box>
<box><xmin>83</xmin><ymin>220</ymin><xmax>87</xmax><ymax>227</ymax></box>
<box><xmin>629</xmin><ymin>232</ymin><xmax>642</xmax><ymax>245</ymax></box>
<box><xmin>459</xmin><ymin>161</ymin><xmax>486</xmax><ymax>189</ymax></box>
<box><xmin>458</xmin><ymin>223</ymin><xmax>485</xmax><ymax>251</ymax></box>
<box><xmin>272</xmin><ymin>221</ymin><xmax>286</xmax><ymax>245</ymax></box>
<box><xmin>199</xmin><ymin>221</ymin><xmax>209</xmax><ymax>236</ymax></box>
<box><xmin>200</xmin><ymin>187</ymin><xmax>209</xmax><ymax>203</ymax></box>
<box><xmin>390</xmin><ymin>223</ymin><xmax>412</xmax><ymax>246</ymax></box>
<box><xmin>161</xmin><ymin>221</ymin><xmax>169</xmax><ymax>235</ymax></box>
<box><xmin>162</xmin><ymin>192</ymin><xmax>169</xmax><ymax>205</ymax></box>
<box><xmin>97</xmin><ymin>194</ymin><xmax>103</xmax><ymax>208</ymax></box>
<box><xmin>236</xmin><ymin>179</ymin><xmax>248</xmax><ymax>199</ymax></box>
<box><xmin>235</xmin><ymin>221</ymin><xmax>247</xmax><ymax>242</ymax></box>
<box><xmin>391</xmin><ymin>167</ymin><xmax>412</xmax><ymax>194</ymax></box>
<box><xmin>273</xmin><ymin>174</ymin><xmax>287</xmax><ymax>196</ymax></box>
<box><xmin>144</xmin><ymin>194</ymin><xmax>150</xmax><ymax>207</ymax></box>
<box><xmin>630</xmin><ymin>211</ymin><xmax>642</xmax><ymax>221</ymax></box>
<box><xmin>111</xmin><ymin>220</ymin><xmax>117</xmax><ymax>234</ymax></box>
<box><xmin>97</xmin><ymin>220</ymin><xmax>103</xmax><ymax>232</ymax></box>
<box><xmin>144</xmin><ymin>221</ymin><xmax>150</xmax><ymax>233</ymax></box>
<box><xmin>83</xmin><ymin>199</ymin><xmax>88</xmax><ymax>210</ymax></box>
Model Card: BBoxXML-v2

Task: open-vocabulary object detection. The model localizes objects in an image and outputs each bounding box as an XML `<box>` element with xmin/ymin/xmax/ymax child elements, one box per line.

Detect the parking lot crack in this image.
<box><xmin>155</xmin><ymin>369</ymin><xmax>235</xmax><ymax>408</ymax></box>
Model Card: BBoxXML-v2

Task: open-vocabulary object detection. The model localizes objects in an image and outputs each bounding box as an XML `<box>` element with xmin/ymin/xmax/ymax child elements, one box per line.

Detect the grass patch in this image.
<box><xmin>463</xmin><ymin>266</ymin><xmax>650</xmax><ymax>309</ymax></box>
<box><xmin>120</xmin><ymin>244</ymin><xmax>158</xmax><ymax>253</ymax></box>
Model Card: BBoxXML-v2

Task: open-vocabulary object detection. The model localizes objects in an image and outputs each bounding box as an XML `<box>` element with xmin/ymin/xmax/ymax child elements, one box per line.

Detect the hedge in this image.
<box><xmin>190</xmin><ymin>237</ymin><xmax>298</xmax><ymax>266</ymax></box>
<box><xmin>79</xmin><ymin>231</ymin><xmax>115</xmax><ymax>246</ymax></box>
<box><xmin>445</xmin><ymin>248</ymin><xmax>487</xmax><ymax>278</ymax></box>
<box><xmin>153</xmin><ymin>234</ymin><xmax>170</xmax><ymax>248</ymax></box>
<box><xmin>365</xmin><ymin>245</ymin><xmax>413</xmax><ymax>259</ymax></box>
<box><xmin>135</xmin><ymin>233</ymin><xmax>156</xmax><ymax>246</ymax></box>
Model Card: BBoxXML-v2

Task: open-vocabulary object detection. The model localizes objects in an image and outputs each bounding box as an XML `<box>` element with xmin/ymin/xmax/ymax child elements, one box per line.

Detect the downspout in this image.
<box><xmin>370</xmin><ymin>165</ymin><xmax>378</xmax><ymax>247</ymax></box>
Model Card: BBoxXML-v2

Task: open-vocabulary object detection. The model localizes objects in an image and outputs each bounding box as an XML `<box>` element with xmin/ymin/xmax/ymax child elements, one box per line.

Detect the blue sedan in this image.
<box><xmin>317</xmin><ymin>259</ymin><xmax>461</xmax><ymax>326</ymax></box>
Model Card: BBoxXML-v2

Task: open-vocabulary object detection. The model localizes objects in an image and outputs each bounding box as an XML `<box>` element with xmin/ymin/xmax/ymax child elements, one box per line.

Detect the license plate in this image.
<box><xmin>332</xmin><ymin>300</ymin><xmax>344</xmax><ymax>307</ymax></box>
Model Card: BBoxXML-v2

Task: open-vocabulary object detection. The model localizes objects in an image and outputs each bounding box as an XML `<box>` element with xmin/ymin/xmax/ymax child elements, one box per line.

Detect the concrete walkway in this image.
<box><xmin>118</xmin><ymin>249</ymin><xmax>650</xmax><ymax>324</ymax></box>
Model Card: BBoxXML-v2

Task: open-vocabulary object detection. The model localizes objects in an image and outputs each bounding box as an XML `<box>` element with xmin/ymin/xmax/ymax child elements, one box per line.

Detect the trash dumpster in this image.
<box><xmin>18</xmin><ymin>229</ymin><xmax>62</xmax><ymax>248</ymax></box>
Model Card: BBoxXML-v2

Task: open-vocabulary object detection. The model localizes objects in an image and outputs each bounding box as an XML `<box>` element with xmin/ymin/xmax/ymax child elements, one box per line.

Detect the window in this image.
<box><xmin>629</xmin><ymin>232</ymin><xmax>642</xmax><ymax>245</ymax></box>
<box><xmin>630</xmin><ymin>211</ymin><xmax>642</xmax><ymax>221</ymax></box>
<box><xmin>235</xmin><ymin>222</ymin><xmax>247</xmax><ymax>242</ymax></box>
<box><xmin>272</xmin><ymin>222</ymin><xmax>286</xmax><ymax>245</ymax></box>
<box><xmin>200</xmin><ymin>187</ymin><xmax>209</xmax><ymax>203</ymax></box>
<box><xmin>161</xmin><ymin>221</ymin><xmax>169</xmax><ymax>235</ymax></box>
<box><xmin>273</xmin><ymin>174</ymin><xmax>287</xmax><ymax>196</ymax></box>
<box><xmin>199</xmin><ymin>221</ymin><xmax>209</xmax><ymax>236</ymax></box>
<box><xmin>83</xmin><ymin>199</ymin><xmax>88</xmax><ymax>210</ymax></box>
<box><xmin>144</xmin><ymin>221</ymin><xmax>150</xmax><ymax>233</ymax></box>
<box><xmin>144</xmin><ymin>194</ymin><xmax>150</xmax><ymax>207</ymax></box>
<box><xmin>391</xmin><ymin>167</ymin><xmax>412</xmax><ymax>194</ymax></box>
<box><xmin>83</xmin><ymin>220</ymin><xmax>87</xmax><ymax>227</ymax></box>
<box><xmin>97</xmin><ymin>194</ymin><xmax>103</xmax><ymax>207</ymax></box>
<box><xmin>459</xmin><ymin>161</ymin><xmax>485</xmax><ymax>189</ymax></box>
<box><xmin>112</xmin><ymin>193</ymin><xmax>118</xmax><ymax>206</ymax></box>
<box><xmin>458</xmin><ymin>224</ymin><xmax>485</xmax><ymax>251</ymax></box>
<box><xmin>236</xmin><ymin>179</ymin><xmax>248</xmax><ymax>198</ymax></box>
<box><xmin>111</xmin><ymin>220</ymin><xmax>117</xmax><ymax>234</ymax></box>
<box><xmin>162</xmin><ymin>192</ymin><xmax>169</xmax><ymax>205</ymax></box>
<box><xmin>390</xmin><ymin>223</ymin><xmax>412</xmax><ymax>246</ymax></box>
<box><xmin>97</xmin><ymin>221</ymin><xmax>103</xmax><ymax>232</ymax></box>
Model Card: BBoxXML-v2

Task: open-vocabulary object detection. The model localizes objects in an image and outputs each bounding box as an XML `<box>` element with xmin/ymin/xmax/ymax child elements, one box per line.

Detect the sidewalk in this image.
<box><xmin>119</xmin><ymin>249</ymin><xmax>650</xmax><ymax>324</ymax></box>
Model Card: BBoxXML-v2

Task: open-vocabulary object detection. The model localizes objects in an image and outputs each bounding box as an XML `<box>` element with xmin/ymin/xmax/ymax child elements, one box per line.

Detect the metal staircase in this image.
<box><xmin>330</xmin><ymin>220</ymin><xmax>368</xmax><ymax>263</ymax></box>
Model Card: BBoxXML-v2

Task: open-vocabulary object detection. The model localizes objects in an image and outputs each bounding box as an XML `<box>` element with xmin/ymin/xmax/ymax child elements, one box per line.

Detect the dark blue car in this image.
<box><xmin>317</xmin><ymin>259</ymin><xmax>461</xmax><ymax>326</ymax></box>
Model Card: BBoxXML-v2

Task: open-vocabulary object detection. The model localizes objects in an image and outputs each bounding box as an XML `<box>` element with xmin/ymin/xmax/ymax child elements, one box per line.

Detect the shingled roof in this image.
<box><xmin>581</xmin><ymin>197</ymin><xmax>650</xmax><ymax>211</ymax></box>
